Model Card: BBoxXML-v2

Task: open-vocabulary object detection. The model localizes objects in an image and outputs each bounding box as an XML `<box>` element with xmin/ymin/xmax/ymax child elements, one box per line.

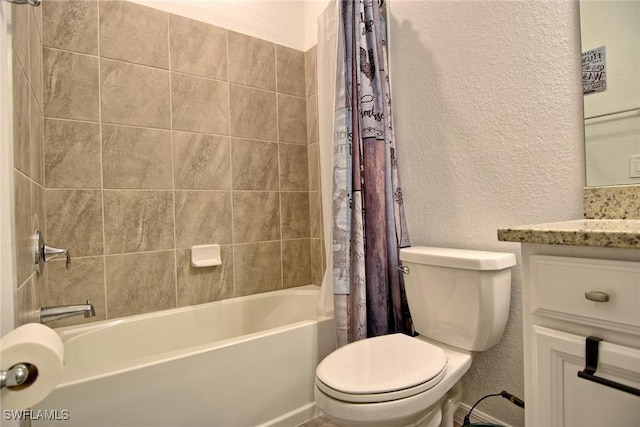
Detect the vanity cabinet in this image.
<box><xmin>520</xmin><ymin>244</ymin><xmax>640</xmax><ymax>427</ymax></box>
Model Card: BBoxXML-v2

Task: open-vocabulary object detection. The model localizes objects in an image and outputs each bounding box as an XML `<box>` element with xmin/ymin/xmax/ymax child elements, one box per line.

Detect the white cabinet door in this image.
<box><xmin>533</xmin><ymin>326</ymin><xmax>640</xmax><ymax>427</ymax></box>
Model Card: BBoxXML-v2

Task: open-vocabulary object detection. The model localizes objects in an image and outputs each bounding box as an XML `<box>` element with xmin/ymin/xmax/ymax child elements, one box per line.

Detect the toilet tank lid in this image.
<box><xmin>400</xmin><ymin>247</ymin><xmax>516</xmax><ymax>271</ymax></box>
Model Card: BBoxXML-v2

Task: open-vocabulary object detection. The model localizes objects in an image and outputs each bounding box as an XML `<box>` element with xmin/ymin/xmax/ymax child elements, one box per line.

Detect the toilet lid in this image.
<box><xmin>315</xmin><ymin>333</ymin><xmax>447</xmax><ymax>403</ymax></box>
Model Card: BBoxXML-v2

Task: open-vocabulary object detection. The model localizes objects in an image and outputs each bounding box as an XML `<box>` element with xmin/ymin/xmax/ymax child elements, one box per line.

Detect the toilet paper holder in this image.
<box><xmin>0</xmin><ymin>363</ymin><xmax>33</xmax><ymax>390</ymax></box>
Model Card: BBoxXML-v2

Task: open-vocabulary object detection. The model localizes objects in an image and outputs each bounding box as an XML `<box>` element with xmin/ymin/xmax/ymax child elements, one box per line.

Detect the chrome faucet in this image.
<box><xmin>39</xmin><ymin>300</ymin><xmax>95</xmax><ymax>323</ymax></box>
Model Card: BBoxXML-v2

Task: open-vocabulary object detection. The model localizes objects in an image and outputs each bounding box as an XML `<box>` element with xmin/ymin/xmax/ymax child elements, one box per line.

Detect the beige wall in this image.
<box><xmin>389</xmin><ymin>1</ymin><xmax>585</xmax><ymax>425</ymax></box>
<box><xmin>14</xmin><ymin>0</ymin><xmax>323</xmax><ymax>327</ymax></box>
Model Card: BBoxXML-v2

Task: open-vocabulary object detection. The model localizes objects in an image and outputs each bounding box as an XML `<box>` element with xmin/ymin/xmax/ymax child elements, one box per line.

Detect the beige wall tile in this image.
<box><xmin>14</xmin><ymin>172</ymin><xmax>32</xmax><ymax>287</ymax></box>
<box><xmin>44</xmin><ymin>119</ymin><xmax>101</xmax><ymax>188</ymax></box>
<box><xmin>33</xmin><ymin>257</ymin><xmax>49</xmax><ymax>309</ymax></box>
<box><xmin>45</xmin><ymin>189</ymin><xmax>103</xmax><ymax>257</ymax></box>
<box><xmin>46</xmin><ymin>257</ymin><xmax>105</xmax><ymax>327</ymax></box>
<box><xmin>282</xmin><ymin>239</ymin><xmax>311</xmax><ymax>288</ymax></box>
<box><xmin>227</xmin><ymin>31</ymin><xmax>275</xmax><ymax>90</ymax></box>
<box><xmin>276</xmin><ymin>45</ymin><xmax>305</xmax><ymax>97</ymax></box>
<box><xmin>101</xmin><ymin>59</ymin><xmax>171</xmax><ymax>129</ymax></box>
<box><xmin>173</xmin><ymin>132</ymin><xmax>231</xmax><ymax>190</ymax></box>
<box><xmin>229</xmin><ymin>85</ymin><xmax>277</xmax><ymax>140</ymax></box>
<box><xmin>281</xmin><ymin>192</ymin><xmax>310</xmax><ymax>239</ymax></box>
<box><xmin>31</xmin><ymin>184</ymin><xmax>45</xmax><ymax>249</ymax></box>
<box><xmin>305</xmin><ymin>45</ymin><xmax>318</xmax><ymax>98</ymax></box>
<box><xmin>12</xmin><ymin>3</ymin><xmax>29</xmax><ymax>72</ymax></box>
<box><xmin>16</xmin><ymin>278</ymin><xmax>37</xmax><ymax>325</ymax></box>
<box><xmin>103</xmin><ymin>190</ymin><xmax>174</xmax><ymax>254</ymax></box>
<box><xmin>175</xmin><ymin>191</ymin><xmax>232</xmax><ymax>248</ymax></box>
<box><xmin>234</xmin><ymin>242</ymin><xmax>282</xmax><ymax>296</ymax></box>
<box><xmin>231</xmin><ymin>138</ymin><xmax>279</xmax><ymax>190</ymax></box>
<box><xmin>233</xmin><ymin>192</ymin><xmax>280</xmax><ymax>243</ymax></box>
<box><xmin>169</xmin><ymin>15</ymin><xmax>227</xmax><ymax>80</ymax></box>
<box><xmin>42</xmin><ymin>0</ymin><xmax>98</xmax><ymax>55</ymax></box>
<box><xmin>308</xmin><ymin>143</ymin><xmax>320</xmax><ymax>191</ymax></box>
<box><xmin>31</xmin><ymin>3</ymin><xmax>42</xmax><ymax>36</ymax></box>
<box><xmin>171</xmin><ymin>73</ymin><xmax>229</xmax><ymax>135</ymax></box>
<box><xmin>28</xmin><ymin>7</ymin><xmax>315</xmax><ymax>322</ymax></box>
<box><xmin>310</xmin><ymin>238</ymin><xmax>325</xmax><ymax>286</ymax></box>
<box><xmin>102</xmin><ymin>125</ymin><xmax>172</xmax><ymax>189</ymax></box>
<box><xmin>279</xmin><ymin>143</ymin><xmax>309</xmax><ymax>191</ymax></box>
<box><xmin>30</xmin><ymin>94</ymin><xmax>43</xmax><ymax>185</ymax></box>
<box><xmin>100</xmin><ymin>1</ymin><xmax>168</xmax><ymax>69</ymax></box>
<box><xmin>106</xmin><ymin>251</ymin><xmax>176</xmax><ymax>318</ymax></box>
<box><xmin>310</xmin><ymin>191</ymin><xmax>323</xmax><ymax>239</ymax></box>
<box><xmin>306</xmin><ymin>94</ymin><xmax>319</xmax><ymax>144</ymax></box>
<box><xmin>43</xmin><ymin>48</ymin><xmax>99</xmax><ymax>121</ymax></box>
<box><xmin>176</xmin><ymin>246</ymin><xmax>233</xmax><ymax>306</ymax></box>
<box><xmin>278</xmin><ymin>94</ymin><xmax>307</xmax><ymax>144</ymax></box>
<box><xmin>29</xmin><ymin>13</ymin><xmax>43</xmax><ymax>108</ymax></box>
<box><xmin>13</xmin><ymin>59</ymin><xmax>30</xmax><ymax>176</ymax></box>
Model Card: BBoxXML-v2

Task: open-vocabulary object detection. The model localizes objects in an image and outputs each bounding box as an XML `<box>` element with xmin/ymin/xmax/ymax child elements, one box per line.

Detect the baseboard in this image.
<box><xmin>260</xmin><ymin>402</ymin><xmax>319</xmax><ymax>427</ymax></box>
<box><xmin>454</xmin><ymin>403</ymin><xmax>513</xmax><ymax>427</ymax></box>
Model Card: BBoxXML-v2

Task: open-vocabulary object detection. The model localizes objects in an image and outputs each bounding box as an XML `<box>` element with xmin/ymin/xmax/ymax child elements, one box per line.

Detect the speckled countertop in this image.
<box><xmin>498</xmin><ymin>219</ymin><xmax>640</xmax><ymax>249</ymax></box>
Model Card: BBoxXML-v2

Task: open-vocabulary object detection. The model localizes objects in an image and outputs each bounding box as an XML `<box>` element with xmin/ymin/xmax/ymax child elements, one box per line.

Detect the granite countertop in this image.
<box><xmin>498</xmin><ymin>219</ymin><xmax>640</xmax><ymax>249</ymax></box>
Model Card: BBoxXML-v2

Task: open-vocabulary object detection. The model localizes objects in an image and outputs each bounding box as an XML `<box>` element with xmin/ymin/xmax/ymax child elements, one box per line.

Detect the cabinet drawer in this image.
<box><xmin>531</xmin><ymin>255</ymin><xmax>640</xmax><ymax>333</ymax></box>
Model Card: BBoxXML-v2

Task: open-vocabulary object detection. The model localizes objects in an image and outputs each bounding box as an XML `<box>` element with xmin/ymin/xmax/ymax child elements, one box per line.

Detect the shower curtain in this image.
<box><xmin>318</xmin><ymin>0</ymin><xmax>412</xmax><ymax>348</ymax></box>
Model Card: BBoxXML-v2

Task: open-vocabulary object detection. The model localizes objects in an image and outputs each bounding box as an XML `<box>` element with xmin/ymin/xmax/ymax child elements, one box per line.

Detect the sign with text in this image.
<box><xmin>582</xmin><ymin>46</ymin><xmax>607</xmax><ymax>95</ymax></box>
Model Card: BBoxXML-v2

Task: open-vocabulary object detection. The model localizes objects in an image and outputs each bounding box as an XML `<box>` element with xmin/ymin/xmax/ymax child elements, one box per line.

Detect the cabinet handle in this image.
<box><xmin>578</xmin><ymin>336</ymin><xmax>640</xmax><ymax>397</ymax></box>
<box><xmin>584</xmin><ymin>291</ymin><xmax>609</xmax><ymax>302</ymax></box>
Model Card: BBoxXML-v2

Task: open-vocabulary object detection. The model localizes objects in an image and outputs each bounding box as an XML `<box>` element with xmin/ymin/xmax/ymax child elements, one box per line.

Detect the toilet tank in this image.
<box><xmin>399</xmin><ymin>247</ymin><xmax>516</xmax><ymax>352</ymax></box>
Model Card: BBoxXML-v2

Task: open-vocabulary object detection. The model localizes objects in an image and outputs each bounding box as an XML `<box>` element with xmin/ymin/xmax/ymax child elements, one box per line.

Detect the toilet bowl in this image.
<box><xmin>315</xmin><ymin>247</ymin><xmax>516</xmax><ymax>427</ymax></box>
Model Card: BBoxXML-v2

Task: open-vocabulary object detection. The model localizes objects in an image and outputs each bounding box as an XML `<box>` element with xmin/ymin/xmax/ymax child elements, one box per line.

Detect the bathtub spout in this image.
<box><xmin>39</xmin><ymin>300</ymin><xmax>95</xmax><ymax>323</ymax></box>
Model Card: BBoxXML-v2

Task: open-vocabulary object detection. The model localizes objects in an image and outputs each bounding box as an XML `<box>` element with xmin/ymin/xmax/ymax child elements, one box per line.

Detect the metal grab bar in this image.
<box><xmin>585</xmin><ymin>107</ymin><xmax>640</xmax><ymax>121</ymax></box>
<box><xmin>1</xmin><ymin>0</ymin><xmax>41</xmax><ymax>6</ymax></box>
<box><xmin>577</xmin><ymin>336</ymin><xmax>640</xmax><ymax>397</ymax></box>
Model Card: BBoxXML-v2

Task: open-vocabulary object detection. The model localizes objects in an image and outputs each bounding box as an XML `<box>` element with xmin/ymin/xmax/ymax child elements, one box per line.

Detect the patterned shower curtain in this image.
<box><xmin>332</xmin><ymin>0</ymin><xmax>412</xmax><ymax>347</ymax></box>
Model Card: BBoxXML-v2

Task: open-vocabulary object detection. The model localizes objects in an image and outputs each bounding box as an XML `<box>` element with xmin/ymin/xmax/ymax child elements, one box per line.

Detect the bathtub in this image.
<box><xmin>33</xmin><ymin>285</ymin><xmax>335</xmax><ymax>427</ymax></box>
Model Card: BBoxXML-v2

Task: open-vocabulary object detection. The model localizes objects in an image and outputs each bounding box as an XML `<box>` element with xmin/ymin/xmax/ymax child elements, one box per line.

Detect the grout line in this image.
<box><xmin>167</xmin><ymin>12</ymin><xmax>179</xmax><ymax>309</ymax></box>
<box><xmin>226</xmin><ymin>29</ymin><xmax>237</xmax><ymax>299</ymax></box>
<box><xmin>96</xmin><ymin>3</ymin><xmax>109</xmax><ymax>321</ymax></box>
<box><xmin>275</xmin><ymin>46</ymin><xmax>285</xmax><ymax>290</ymax></box>
<box><xmin>40</xmin><ymin>117</ymin><xmax>309</xmax><ymax>145</ymax></box>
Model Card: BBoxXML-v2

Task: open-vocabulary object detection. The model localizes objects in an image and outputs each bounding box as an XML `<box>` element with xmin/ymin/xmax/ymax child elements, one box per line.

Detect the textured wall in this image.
<box><xmin>388</xmin><ymin>1</ymin><xmax>585</xmax><ymax>425</ymax></box>
<box><xmin>19</xmin><ymin>0</ymin><xmax>322</xmax><ymax>328</ymax></box>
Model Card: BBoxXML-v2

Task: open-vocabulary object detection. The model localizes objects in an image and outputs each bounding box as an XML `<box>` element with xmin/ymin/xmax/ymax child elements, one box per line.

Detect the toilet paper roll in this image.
<box><xmin>1</xmin><ymin>323</ymin><xmax>64</xmax><ymax>410</ymax></box>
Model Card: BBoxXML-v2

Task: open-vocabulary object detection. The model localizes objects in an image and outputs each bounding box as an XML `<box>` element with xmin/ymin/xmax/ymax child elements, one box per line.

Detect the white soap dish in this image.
<box><xmin>191</xmin><ymin>244</ymin><xmax>221</xmax><ymax>267</ymax></box>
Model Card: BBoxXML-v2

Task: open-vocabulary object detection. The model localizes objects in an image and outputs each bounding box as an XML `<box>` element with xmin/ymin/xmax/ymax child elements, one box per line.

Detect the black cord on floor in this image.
<box><xmin>462</xmin><ymin>391</ymin><xmax>525</xmax><ymax>427</ymax></box>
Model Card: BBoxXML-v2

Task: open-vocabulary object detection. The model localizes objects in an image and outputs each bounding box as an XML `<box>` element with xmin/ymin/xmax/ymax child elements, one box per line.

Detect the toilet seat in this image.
<box><xmin>315</xmin><ymin>334</ymin><xmax>447</xmax><ymax>404</ymax></box>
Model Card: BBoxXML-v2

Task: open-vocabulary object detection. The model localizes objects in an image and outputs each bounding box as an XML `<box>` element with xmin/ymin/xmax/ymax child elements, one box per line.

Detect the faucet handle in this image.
<box><xmin>34</xmin><ymin>230</ymin><xmax>71</xmax><ymax>275</ymax></box>
<box><xmin>43</xmin><ymin>244</ymin><xmax>71</xmax><ymax>269</ymax></box>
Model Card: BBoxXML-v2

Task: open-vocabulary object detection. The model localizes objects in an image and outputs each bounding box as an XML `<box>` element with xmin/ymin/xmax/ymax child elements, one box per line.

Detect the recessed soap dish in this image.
<box><xmin>191</xmin><ymin>244</ymin><xmax>221</xmax><ymax>267</ymax></box>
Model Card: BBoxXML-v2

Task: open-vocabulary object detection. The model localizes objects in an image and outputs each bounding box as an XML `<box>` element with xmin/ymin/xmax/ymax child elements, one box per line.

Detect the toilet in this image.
<box><xmin>314</xmin><ymin>246</ymin><xmax>516</xmax><ymax>427</ymax></box>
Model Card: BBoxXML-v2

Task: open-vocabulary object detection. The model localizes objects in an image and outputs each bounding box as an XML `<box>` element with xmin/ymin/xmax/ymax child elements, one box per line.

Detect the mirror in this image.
<box><xmin>580</xmin><ymin>1</ymin><xmax>640</xmax><ymax>187</ymax></box>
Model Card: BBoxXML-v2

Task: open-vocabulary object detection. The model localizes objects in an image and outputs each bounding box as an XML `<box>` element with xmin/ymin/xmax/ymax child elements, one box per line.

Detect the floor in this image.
<box><xmin>297</xmin><ymin>414</ymin><xmax>464</xmax><ymax>427</ymax></box>
<box><xmin>296</xmin><ymin>415</ymin><xmax>340</xmax><ymax>427</ymax></box>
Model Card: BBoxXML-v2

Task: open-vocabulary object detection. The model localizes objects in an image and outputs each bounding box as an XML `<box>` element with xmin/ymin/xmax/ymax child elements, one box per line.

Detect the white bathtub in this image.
<box><xmin>34</xmin><ymin>285</ymin><xmax>335</xmax><ymax>427</ymax></box>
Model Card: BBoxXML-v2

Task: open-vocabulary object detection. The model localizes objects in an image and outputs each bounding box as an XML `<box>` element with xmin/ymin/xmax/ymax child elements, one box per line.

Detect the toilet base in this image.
<box><xmin>317</xmin><ymin>381</ymin><xmax>464</xmax><ymax>427</ymax></box>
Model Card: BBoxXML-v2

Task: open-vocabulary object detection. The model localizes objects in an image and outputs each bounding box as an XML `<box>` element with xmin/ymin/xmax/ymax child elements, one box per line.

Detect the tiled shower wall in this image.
<box><xmin>13</xmin><ymin>0</ymin><xmax>325</xmax><ymax>326</ymax></box>
<box><xmin>12</xmin><ymin>2</ymin><xmax>47</xmax><ymax>326</ymax></box>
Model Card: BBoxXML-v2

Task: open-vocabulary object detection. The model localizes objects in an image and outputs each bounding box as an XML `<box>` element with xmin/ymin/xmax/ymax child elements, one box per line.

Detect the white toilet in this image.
<box><xmin>314</xmin><ymin>246</ymin><xmax>516</xmax><ymax>427</ymax></box>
